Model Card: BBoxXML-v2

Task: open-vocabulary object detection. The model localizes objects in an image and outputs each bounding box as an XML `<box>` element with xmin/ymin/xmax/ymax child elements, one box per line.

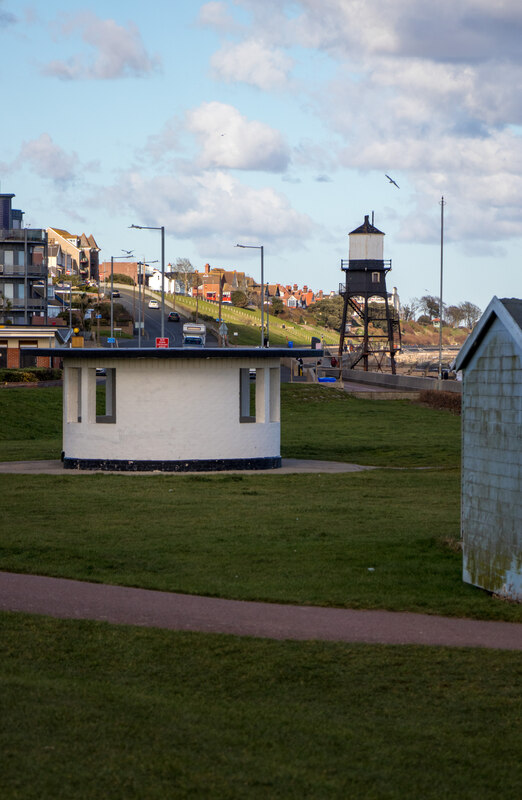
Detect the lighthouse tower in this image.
<box><xmin>338</xmin><ymin>215</ymin><xmax>401</xmax><ymax>373</ymax></box>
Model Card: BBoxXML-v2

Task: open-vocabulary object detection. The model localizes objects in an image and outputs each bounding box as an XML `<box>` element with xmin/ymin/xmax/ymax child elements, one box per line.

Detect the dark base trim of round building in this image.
<box><xmin>63</xmin><ymin>456</ymin><xmax>282</xmax><ymax>472</ymax></box>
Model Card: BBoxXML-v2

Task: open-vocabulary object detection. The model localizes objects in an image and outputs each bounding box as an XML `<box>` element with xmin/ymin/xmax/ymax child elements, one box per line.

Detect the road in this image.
<box><xmin>104</xmin><ymin>288</ymin><xmax>217</xmax><ymax>348</ymax></box>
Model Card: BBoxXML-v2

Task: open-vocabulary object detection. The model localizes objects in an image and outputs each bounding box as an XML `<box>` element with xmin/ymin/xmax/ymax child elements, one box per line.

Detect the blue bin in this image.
<box><xmin>288</xmin><ymin>341</ymin><xmax>294</xmax><ymax>348</ymax></box>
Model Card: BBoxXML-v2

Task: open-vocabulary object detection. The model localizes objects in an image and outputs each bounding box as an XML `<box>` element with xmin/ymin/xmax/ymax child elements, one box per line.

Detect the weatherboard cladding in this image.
<box><xmin>460</xmin><ymin>309</ymin><xmax>522</xmax><ymax>600</ymax></box>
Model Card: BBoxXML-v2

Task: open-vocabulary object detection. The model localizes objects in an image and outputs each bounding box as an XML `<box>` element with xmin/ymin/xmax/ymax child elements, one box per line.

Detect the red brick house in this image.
<box><xmin>0</xmin><ymin>326</ymin><xmax>62</xmax><ymax>369</ymax></box>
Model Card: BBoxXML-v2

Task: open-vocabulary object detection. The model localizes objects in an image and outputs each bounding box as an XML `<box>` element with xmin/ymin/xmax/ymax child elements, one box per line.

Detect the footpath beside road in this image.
<box><xmin>1</xmin><ymin>571</ymin><xmax>520</xmax><ymax>651</ymax></box>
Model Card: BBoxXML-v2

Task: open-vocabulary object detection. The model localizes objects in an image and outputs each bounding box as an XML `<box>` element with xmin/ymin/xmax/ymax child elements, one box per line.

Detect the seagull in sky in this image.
<box><xmin>385</xmin><ymin>174</ymin><xmax>400</xmax><ymax>188</ymax></box>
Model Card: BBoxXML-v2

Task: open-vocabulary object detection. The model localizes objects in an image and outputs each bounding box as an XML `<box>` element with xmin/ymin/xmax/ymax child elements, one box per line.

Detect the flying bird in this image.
<box><xmin>385</xmin><ymin>174</ymin><xmax>400</xmax><ymax>188</ymax></box>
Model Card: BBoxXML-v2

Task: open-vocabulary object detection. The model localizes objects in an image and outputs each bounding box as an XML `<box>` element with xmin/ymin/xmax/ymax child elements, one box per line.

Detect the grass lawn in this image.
<box><xmin>0</xmin><ymin>383</ymin><xmax>519</xmax><ymax>623</ymax></box>
<box><xmin>1</xmin><ymin>379</ymin><xmax>520</xmax><ymax>798</ymax></box>
<box><xmin>281</xmin><ymin>385</ymin><xmax>461</xmax><ymax>467</ymax></box>
<box><xmin>0</xmin><ymin>386</ymin><xmax>62</xmax><ymax>462</ymax></box>
<box><xmin>0</xmin><ymin>468</ymin><xmax>519</xmax><ymax>622</ymax></box>
<box><xmin>1</xmin><ymin>613</ymin><xmax>521</xmax><ymax>800</ymax></box>
<box><xmin>0</xmin><ymin>383</ymin><xmax>460</xmax><ymax>468</ymax></box>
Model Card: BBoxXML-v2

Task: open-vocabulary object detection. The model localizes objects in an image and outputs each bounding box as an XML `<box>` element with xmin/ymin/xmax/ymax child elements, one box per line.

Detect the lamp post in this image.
<box><xmin>236</xmin><ymin>243</ymin><xmax>265</xmax><ymax>347</ymax></box>
<box><xmin>130</xmin><ymin>224</ymin><xmax>165</xmax><ymax>339</ymax></box>
<box><xmin>136</xmin><ymin>258</ymin><xmax>158</xmax><ymax>348</ymax></box>
<box><xmin>438</xmin><ymin>197</ymin><xmax>446</xmax><ymax>381</ymax></box>
<box><xmin>109</xmin><ymin>251</ymin><xmax>133</xmax><ymax>347</ymax></box>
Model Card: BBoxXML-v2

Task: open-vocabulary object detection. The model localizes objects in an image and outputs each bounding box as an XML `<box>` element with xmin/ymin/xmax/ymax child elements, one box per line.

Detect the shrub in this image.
<box><xmin>111</xmin><ymin>273</ymin><xmax>135</xmax><ymax>286</ymax></box>
<box><xmin>418</xmin><ymin>390</ymin><xmax>461</xmax><ymax>415</ymax></box>
<box><xmin>231</xmin><ymin>290</ymin><xmax>248</xmax><ymax>308</ymax></box>
<box><xmin>0</xmin><ymin>368</ymin><xmax>62</xmax><ymax>383</ymax></box>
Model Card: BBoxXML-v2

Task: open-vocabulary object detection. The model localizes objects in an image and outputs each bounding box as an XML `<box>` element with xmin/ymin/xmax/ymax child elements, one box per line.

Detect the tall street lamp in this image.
<box><xmin>438</xmin><ymin>196</ymin><xmax>446</xmax><ymax>381</ymax></box>
<box><xmin>136</xmin><ymin>258</ymin><xmax>158</xmax><ymax>348</ymax></box>
<box><xmin>109</xmin><ymin>251</ymin><xmax>133</xmax><ymax>346</ymax></box>
<box><xmin>236</xmin><ymin>243</ymin><xmax>265</xmax><ymax>347</ymax></box>
<box><xmin>130</xmin><ymin>224</ymin><xmax>165</xmax><ymax>339</ymax></box>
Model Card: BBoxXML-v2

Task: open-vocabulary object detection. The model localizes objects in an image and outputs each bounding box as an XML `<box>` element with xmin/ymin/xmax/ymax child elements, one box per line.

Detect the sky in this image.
<box><xmin>1</xmin><ymin>0</ymin><xmax>521</xmax><ymax>312</ymax></box>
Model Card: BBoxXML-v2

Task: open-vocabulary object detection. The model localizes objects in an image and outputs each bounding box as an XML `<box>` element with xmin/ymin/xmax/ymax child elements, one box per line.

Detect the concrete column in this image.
<box><xmin>81</xmin><ymin>367</ymin><xmax>97</xmax><ymax>425</ymax></box>
<box><xmin>255</xmin><ymin>367</ymin><xmax>270</xmax><ymax>423</ymax></box>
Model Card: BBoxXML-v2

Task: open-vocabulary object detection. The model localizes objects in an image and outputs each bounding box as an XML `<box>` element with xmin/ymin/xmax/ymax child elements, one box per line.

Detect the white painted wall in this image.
<box><xmin>461</xmin><ymin>316</ymin><xmax>522</xmax><ymax>600</ymax></box>
<box><xmin>349</xmin><ymin>232</ymin><xmax>384</xmax><ymax>261</ymax></box>
<box><xmin>64</xmin><ymin>356</ymin><xmax>281</xmax><ymax>462</ymax></box>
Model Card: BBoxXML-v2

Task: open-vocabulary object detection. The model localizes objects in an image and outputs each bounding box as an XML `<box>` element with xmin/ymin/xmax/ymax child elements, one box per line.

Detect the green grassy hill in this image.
<box><xmin>170</xmin><ymin>295</ymin><xmax>338</xmax><ymax>346</ymax></box>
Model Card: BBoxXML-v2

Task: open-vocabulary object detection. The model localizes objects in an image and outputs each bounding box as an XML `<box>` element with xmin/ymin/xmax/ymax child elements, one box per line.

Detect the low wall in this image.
<box><xmin>342</xmin><ymin>369</ymin><xmax>462</xmax><ymax>393</ymax></box>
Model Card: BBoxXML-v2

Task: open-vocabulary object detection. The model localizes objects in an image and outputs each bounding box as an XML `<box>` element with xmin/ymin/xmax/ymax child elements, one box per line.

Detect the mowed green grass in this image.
<box><xmin>0</xmin><ymin>386</ymin><xmax>62</xmax><ymax>461</ymax></box>
<box><xmin>1</xmin><ymin>383</ymin><xmax>519</xmax><ymax>620</ymax></box>
<box><xmin>0</xmin><ymin>383</ymin><xmax>460</xmax><ymax>468</ymax></box>
<box><xmin>1</xmin><ymin>383</ymin><xmax>520</xmax><ymax>799</ymax></box>
<box><xmin>2</xmin><ymin>613</ymin><xmax>521</xmax><ymax>800</ymax></box>
<box><xmin>1</xmin><ymin>469</ymin><xmax>519</xmax><ymax>622</ymax></box>
<box><xmin>281</xmin><ymin>385</ymin><xmax>461</xmax><ymax>467</ymax></box>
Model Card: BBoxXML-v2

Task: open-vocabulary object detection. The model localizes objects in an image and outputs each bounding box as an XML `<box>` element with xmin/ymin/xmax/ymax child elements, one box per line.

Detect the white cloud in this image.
<box><xmin>108</xmin><ymin>169</ymin><xmax>316</xmax><ymax>255</ymax></box>
<box><xmin>275</xmin><ymin>1</ymin><xmax>522</xmax><ymax>62</ymax></box>
<box><xmin>186</xmin><ymin>102</ymin><xmax>291</xmax><ymax>172</ymax></box>
<box><xmin>18</xmin><ymin>134</ymin><xmax>79</xmax><ymax>183</ymax></box>
<box><xmin>197</xmin><ymin>2</ymin><xmax>241</xmax><ymax>34</ymax></box>
<box><xmin>42</xmin><ymin>12</ymin><xmax>160</xmax><ymax>80</ymax></box>
<box><xmin>195</xmin><ymin>2</ymin><xmax>522</xmax><ymax>244</ymax></box>
<box><xmin>211</xmin><ymin>39</ymin><xmax>293</xmax><ymax>89</ymax></box>
<box><xmin>213</xmin><ymin>0</ymin><xmax>522</xmax><ymax>245</ymax></box>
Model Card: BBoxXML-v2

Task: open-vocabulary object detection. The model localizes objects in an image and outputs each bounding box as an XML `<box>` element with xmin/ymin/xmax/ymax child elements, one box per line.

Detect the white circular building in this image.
<box><xmin>35</xmin><ymin>347</ymin><xmax>316</xmax><ymax>471</ymax></box>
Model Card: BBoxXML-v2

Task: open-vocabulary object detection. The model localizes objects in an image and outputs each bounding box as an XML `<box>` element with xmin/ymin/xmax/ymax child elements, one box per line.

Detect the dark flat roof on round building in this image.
<box><xmin>30</xmin><ymin>347</ymin><xmax>322</xmax><ymax>359</ymax></box>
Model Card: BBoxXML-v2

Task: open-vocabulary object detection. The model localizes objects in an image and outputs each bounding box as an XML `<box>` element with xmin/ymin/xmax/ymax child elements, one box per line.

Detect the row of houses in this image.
<box><xmin>97</xmin><ymin>260</ymin><xmax>337</xmax><ymax>310</ymax></box>
<box><xmin>1</xmin><ymin>188</ymin><xmax>397</xmax><ymax>329</ymax></box>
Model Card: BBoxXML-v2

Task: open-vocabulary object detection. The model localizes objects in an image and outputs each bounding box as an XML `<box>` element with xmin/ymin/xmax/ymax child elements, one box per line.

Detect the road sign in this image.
<box><xmin>156</xmin><ymin>337</ymin><xmax>169</xmax><ymax>349</ymax></box>
<box><xmin>107</xmin><ymin>337</ymin><xmax>116</xmax><ymax>344</ymax></box>
<box><xmin>96</xmin><ymin>314</ymin><xmax>102</xmax><ymax>319</ymax></box>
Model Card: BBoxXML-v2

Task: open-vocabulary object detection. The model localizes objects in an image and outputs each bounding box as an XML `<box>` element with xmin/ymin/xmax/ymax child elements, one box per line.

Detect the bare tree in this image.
<box><xmin>459</xmin><ymin>301</ymin><xmax>481</xmax><ymax>329</ymax></box>
<box><xmin>173</xmin><ymin>258</ymin><xmax>195</xmax><ymax>295</ymax></box>
<box><xmin>418</xmin><ymin>294</ymin><xmax>442</xmax><ymax>319</ymax></box>
<box><xmin>446</xmin><ymin>305</ymin><xmax>466</xmax><ymax>328</ymax></box>
<box><xmin>404</xmin><ymin>297</ymin><xmax>421</xmax><ymax>321</ymax></box>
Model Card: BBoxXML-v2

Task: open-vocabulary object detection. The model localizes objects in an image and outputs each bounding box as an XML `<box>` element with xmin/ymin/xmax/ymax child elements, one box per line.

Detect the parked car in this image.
<box><xmin>167</xmin><ymin>311</ymin><xmax>180</xmax><ymax>322</ymax></box>
<box><xmin>148</xmin><ymin>299</ymin><xmax>160</xmax><ymax>309</ymax></box>
<box><xmin>110</xmin><ymin>290</ymin><xmax>121</xmax><ymax>298</ymax></box>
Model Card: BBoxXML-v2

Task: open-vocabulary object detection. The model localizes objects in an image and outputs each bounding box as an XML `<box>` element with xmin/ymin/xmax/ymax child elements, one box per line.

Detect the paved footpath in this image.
<box><xmin>0</xmin><ymin>458</ymin><xmax>374</xmax><ymax>475</ymax></box>
<box><xmin>1</xmin><ymin>572</ymin><xmax>520</xmax><ymax>651</ymax></box>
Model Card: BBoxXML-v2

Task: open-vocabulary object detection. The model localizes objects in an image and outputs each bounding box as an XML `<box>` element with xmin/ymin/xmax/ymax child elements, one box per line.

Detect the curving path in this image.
<box><xmin>0</xmin><ymin>458</ymin><xmax>374</xmax><ymax>475</ymax></box>
<box><xmin>1</xmin><ymin>571</ymin><xmax>520</xmax><ymax>651</ymax></box>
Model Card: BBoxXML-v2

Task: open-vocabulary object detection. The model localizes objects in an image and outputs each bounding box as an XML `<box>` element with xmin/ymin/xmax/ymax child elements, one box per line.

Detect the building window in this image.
<box><xmin>372</xmin><ymin>272</ymin><xmax>380</xmax><ymax>283</ymax></box>
<box><xmin>239</xmin><ymin>368</ymin><xmax>255</xmax><ymax>422</ymax></box>
<box><xmin>20</xmin><ymin>340</ymin><xmax>38</xmax><ymax>368</ymax></box>
<box><xmin>240</xmin><ymin>367</ymin><xmax>279</xmax><ymax>424</ymax></box>
<box><xmin>96</xmin><ymin>368</ymin><xmax>116</xmax><ymax>424</ymax></box>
